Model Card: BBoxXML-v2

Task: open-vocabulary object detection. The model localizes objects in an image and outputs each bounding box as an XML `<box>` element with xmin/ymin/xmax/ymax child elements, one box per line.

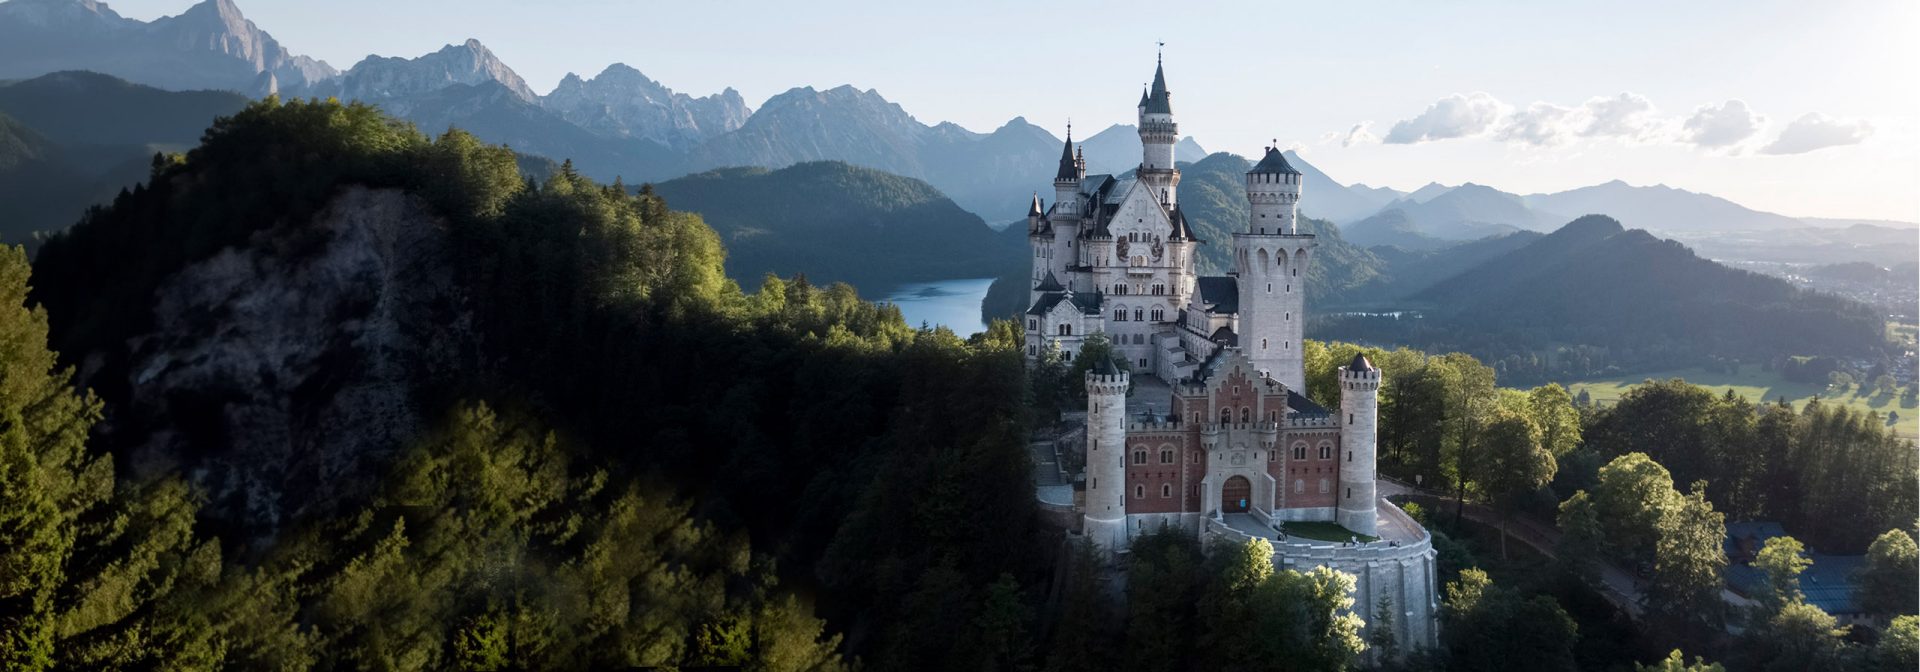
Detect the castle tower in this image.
<box><xmin>1337</xmin><ymin>354</ymin><xmax>1380</xmax><ymax>536</ymax></box>
<box><xmin>1136</xmin><ymin>55</ymin><xmax>1179</xmax><ymax>207</ymax></box>
<box><xmin>1083</xmin><ymin>357</ymin><xmax>1130</xmax><ymax>551</ymax></box>
<box><xmin>1234</xmin><ymin>147</ymin><xmax>1313</xmax><ymax>390</ymax></box>
<box><xmin>1053</xmin><ymin>126</ymin><xmax>1083</xmax><ymax>220</ymax></box>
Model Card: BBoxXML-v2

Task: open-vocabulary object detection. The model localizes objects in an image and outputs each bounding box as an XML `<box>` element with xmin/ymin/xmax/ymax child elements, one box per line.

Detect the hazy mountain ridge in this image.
<box><xmin>651</xmin><ymin>160</ymin><xmax>1021</xmax><ymax>290</ymax></box>
<box><xmin>541</xmin><ymin>62</ymin><xmax>749</xmax><ymax>150</ymax></box>
<box><xmin>0</xmin><ymin>0</ymin><xmax>335</xmax><ymax>94</ymax></box>
<box><xmin>0</xmin><ymin>71</ymin><xmax>249</xmax><ymax>241</ymax></box>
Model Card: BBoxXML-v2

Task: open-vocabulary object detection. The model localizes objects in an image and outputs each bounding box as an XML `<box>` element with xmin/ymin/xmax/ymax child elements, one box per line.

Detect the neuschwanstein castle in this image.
<box><xmin>1023</xmin><ymin>56</ymin><xmax>1440</xmax><ymax>656</ymax></box>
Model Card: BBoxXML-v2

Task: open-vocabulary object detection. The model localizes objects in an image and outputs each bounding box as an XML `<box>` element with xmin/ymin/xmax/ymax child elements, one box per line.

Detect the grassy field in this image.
<box><xmin>1560</xmin><ymin>365</ymin><xmax>1917</xmax><ymax>438</ymax></box>
<box><xmin>1280</xmin><ymin>520</ymin><xmax>1378</xmax><ymax>543</ymax></box>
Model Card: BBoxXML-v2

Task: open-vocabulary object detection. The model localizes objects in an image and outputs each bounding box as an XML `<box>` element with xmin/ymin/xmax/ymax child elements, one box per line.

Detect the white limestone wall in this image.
<box><xmin>1234</xmin><ymin>234</ymin><xmax>1308</xmax><ymax>391</ymax></box>
<box><xmin>1084</xmin><ymin>370</ymin><xmax>1131</xmax><ymax>551</ymax></box>
<box><xmin>1246</xmin><ymin>171</ymin><xmax>1301</xmax><ymax>234</ymax></box>
<box><xmin>1338</xmin><ymin>365</ymin><xmax>1380</xmax><ymax>536</ymax></box>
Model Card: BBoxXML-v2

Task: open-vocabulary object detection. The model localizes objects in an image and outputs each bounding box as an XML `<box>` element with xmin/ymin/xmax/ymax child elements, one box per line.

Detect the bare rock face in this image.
<box><xmin>120</xmin><ymin>186</ymin><xmax>474</xmax><ymax>534</ymax></box>
<box><xmin>318</xmin><ymin>38</ymin><xmax>537</xmax><ymax>115</ymax></box>
<box><xmin>541</xmin><ymin>63</ymin><xmax>749</xmax><ymax>151</ymax></box>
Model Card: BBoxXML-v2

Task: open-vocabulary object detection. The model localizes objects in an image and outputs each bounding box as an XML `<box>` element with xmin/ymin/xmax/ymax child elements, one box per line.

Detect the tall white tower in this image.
<box><xmin>1337</xmin><ymin>354</ymin><xmax>1380</xmax><ymax>536</ymax></box>
<box><xmin>1083</xmin><ymin>357</ymin><xmax>1130</xmax><ymax>551</ymax></box>
<box><xmin>1235</xmin><ymin>146</ymin><xmax>1313</xmax><ymax>390</ymax></box>
<box><xmin>1136</xmin><ymin>55</ymin><xmax>1179</xmax><ymax>207</ymax></box>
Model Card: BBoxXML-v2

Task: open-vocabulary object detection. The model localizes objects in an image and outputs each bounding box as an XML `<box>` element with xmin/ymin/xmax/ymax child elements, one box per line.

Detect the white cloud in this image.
<box><xmin>1327</xmin><ymin>121</ymin><xmax>1378</xmax><ymax>147</ymax></box>
<box><xmin>1682</xmin><ymin>100</ymin><xmax>1766</xmax><ymax>149</ymax></box>
<box><xmin>1495</xmin><ymin>101</ymin><xmax>1578</xmax><ymax>146</ymax></box>
<box><xmin>1579</xmin><ymin>92</ymin><xmax>1663</xmax><ymax>142</ymax></box>
<box><xmin>1760</xmin><ymin>113</ymin><xmax>1872</xmax><ymax>154</ymax></box>
<box><xmin>1383</xmin><ymin>92</ymin><xmax>1508</xmax><ymax>144</ymax></box>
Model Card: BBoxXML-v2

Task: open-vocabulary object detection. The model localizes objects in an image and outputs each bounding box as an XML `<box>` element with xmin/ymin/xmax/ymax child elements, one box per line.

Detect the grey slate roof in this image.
<box><xmin>1055</xmin><ymin>133</ymin><xmax>1078</xmax><ymax>181</ymax></box>
<box><xmin>1145</xmin><ymin>62</ymin><xmax>1172</xmax><ymax>114</ymax></box>
<box><xmin>1207</xmin><ymin>326</ymin><xmax>1237</xmax><ymax>345</ymax></box>
<box><xmin>1249</xmin><ymin>147</ymin><xmax>1302</xmax><ymax>175</ymax></box>
<box><xmin>1196</xmin><ymin>276</ymin><xmax>1238</xmax><ymax>314</ymax></box>
<box><xmin>1026</xmin><ymin>290</ymin><xmax>1104</xmax><ymax>316</ymax></box>
<box><xmin>1348</xmin><ymin>353</ymin><xmax>1375</xmax><ymax>372</ymax></box>
<box><xmin>1286</xmin><ymin>390</ymin><xmax>1331</xmax><ymax>417</ymax></box>
<box><xmin>1028</xmin><ymin>193</ymin><xmax>1043</xmax><ymax>217</ymax></box>
<box><xmin>1033</xmin><ymin>271</ymin><xmax>1064</xmax><ymax>292</ymax></box>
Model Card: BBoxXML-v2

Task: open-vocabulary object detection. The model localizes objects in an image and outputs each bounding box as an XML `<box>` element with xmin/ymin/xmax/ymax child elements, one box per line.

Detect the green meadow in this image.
<box><xmin>1561</xmin><ymin>365</ymin><xmax>1918</xmax><ymax>438</ymax></box>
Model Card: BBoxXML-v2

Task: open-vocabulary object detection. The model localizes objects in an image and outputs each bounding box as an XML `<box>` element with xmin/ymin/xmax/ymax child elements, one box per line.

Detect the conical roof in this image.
<box><xmin>1347</xmin><ymin>353</ymin><xmax>1375</xmax><ymax>372</ymax></box>
<box><xmin>1055</xmin><ymin>129</ymin><xmax>1078</xmax><ymax>181</ymax></box>
<box><xmin>1034</xmin><ymin>270</ymin><xmax>1065</xmax><ymax>292</ymax></box>
<box><xmin>1028</xmin><ymin>193</ymin><xmax>1043</xmax><ymax>217</ymax></box>
<box><xmin>1249</xmin><ymin>146</ymin><xmax>1302</xmax><ymax>175</ymax></box>
<box><xmin>1144</xmin><ymin>61</ymin><xmax>1172</xmax><ymax>114</ymax></box>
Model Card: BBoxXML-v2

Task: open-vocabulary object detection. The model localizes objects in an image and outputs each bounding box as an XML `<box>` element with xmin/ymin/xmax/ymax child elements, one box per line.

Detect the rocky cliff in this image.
<box><xmin>107</xmin><ymin>186</ymin><xmax>474</xmax><ymax>533</ymax></box>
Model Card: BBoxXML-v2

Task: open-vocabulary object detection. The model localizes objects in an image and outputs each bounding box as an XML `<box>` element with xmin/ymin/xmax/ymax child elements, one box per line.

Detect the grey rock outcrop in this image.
<box><xmin>117</xmin><ymin>186</ymin><xmax>474</xmax><ymax>534</ymax></box>
<box><xmin>541</xmin><ymin>63</ymin><xmax>748</xmax><ymax>151</ymax></box>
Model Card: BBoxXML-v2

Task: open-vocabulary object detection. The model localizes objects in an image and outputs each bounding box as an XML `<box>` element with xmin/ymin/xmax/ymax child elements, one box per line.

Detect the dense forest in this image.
<box><xmin>4</xmin><ymin>98</ymin><xmax>1914</xmax><ymax>671</ymax></box>
<box><xmin>12</xmin><ymin>97</ymin><xmax>1046</xmax><ymax>669</ymax></box>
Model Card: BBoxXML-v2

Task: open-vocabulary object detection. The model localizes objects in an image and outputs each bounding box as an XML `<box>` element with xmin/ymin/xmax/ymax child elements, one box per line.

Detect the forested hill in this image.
<box><xmin>23</xmin><ymin>98</ymin><xmax>1044</xmax><ymax>669</ymax></box>
<box><xmin>653</xmin><ymin>160</ymin><xmax>1021</xmax><ymax>290</ymax></box>
<box><xmin>1319</xmin><ymin>215</ymin><xmax>1886</xmax><ymax>382</ymax></box>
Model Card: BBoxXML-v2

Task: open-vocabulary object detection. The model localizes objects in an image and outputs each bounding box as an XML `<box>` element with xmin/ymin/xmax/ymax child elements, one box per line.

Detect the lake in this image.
<box><xmin>877</xmin><ymin>277</ymin><xmax>995</xmax><ymax>335</ymax></box>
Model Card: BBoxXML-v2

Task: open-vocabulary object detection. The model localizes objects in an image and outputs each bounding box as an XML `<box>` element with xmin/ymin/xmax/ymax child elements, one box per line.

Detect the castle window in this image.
<box><xmin>1162</xmin><ymin>484</ymin><xmax>1173</xmax><ymax>498</ymax></box>
<box><xmin>1114</xmin><ymin>309</ymin><xmax>1127</xmax><ymax>321</ymax></box>
<box><xmin>1293</xmin><ymin>444</ymin><xmax>1307</xmax><ymax>460</ymax></box>
<box><xmin>1261</xmin><ymin>338</ymin><xmax>1268</xmax><ymax>350</ymax></box>
<box><xmin>1138</xmin><ymin>358</ymin><xmax>1147</xmax><ymax>368</ymax></box>
<box><xmin>1028</xmin><ymin>345</ymin><xmax>1037</xmax><ymax>356</ymax></box>
<box><xmin>1319</xmin><ymin>479</ymin><xmax>1329</xmax><ymax>494</ymax></box>
<box><xmin>1151</xmin><ymin>308</ymin><xmax>1164</xmax><ymax>321</ymax></box>
<box><xmin>1319</xmin><ymin>446</ymin><xmax>1331</xmax><ymax>460</ymax></box>
<box><xmin>1268</xmin><ymin>410</ymin><xmax>1278</xmax><ymax>422</ymax></box>
<box><xmin>1348</xmin><ymin>413</ymin><xmax>1354</xmax><ymax>425</ymax></box>
<box><xmin>1135</xmin><ymin>485</ymin><xmax>1145</xmax><ymax>499</ymax></box>
<box><xmin>1240</xmin><ymin>408</ymin><xmax>1251</xmax><ymax>423</ymax></box>
<box><xmin>1058</xmin><ymin>324</ymin><xmax>1072</xmax><ymax>336</ymax></box>
<box><xmin>1294</xmin><ymin>479</ymin><xmax>1305</xmax><ymax>494</ymax></box>
<box><xmin>1348</xmin><ymin>451</ymin><xmax>1354</xmax><ymax>462</ymax></box>
<box><xmin>1220</xmin><ymin>408</ymin><xmax>1231</xmax><ymax>424</ymax></box>
<box><xmin>1028</xmin><ymin>319</ymin><xmax>1037</xmax><ymax>331</ymax></box>
<box><xmin>1133</xmin><ymin>450</ymin><xmax>1148</xmax><ymax>465</ymax></box>
<box><xmin>1347</xmin><ymin>487</ymin><xmax>1353</xmax><ymax>499</ymax></box>
<box><xmin>1152</xmin><ymin>284</ymin><xmax>1165</xmax><ymax>295</ymax></box>
<box><xmin>1133</xmin><ymin>309</ymin><xmax>1144</xmax><ymax>321</ymax></box>
<box><xmin>1160</xmin><ymin>449</ymin><xmax>1174</xmax><ymax>464</ymax></box>
<box><xmin>1293</xmin><ymin>267</ymin><xmax>1298</xmax><ymax>277</ymax></box>
<box><xmin>1268</xmin><ymin>451</ymin><xmax>1275</xmax><ymax>462</ymax></box>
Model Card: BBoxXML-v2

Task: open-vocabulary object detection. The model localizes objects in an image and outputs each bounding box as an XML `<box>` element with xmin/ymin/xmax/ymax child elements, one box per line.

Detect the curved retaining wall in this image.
<box><xmin>1203</xmin><ymin>499</ymin><xmax>1438</xmax><ymax>661</ymax></box>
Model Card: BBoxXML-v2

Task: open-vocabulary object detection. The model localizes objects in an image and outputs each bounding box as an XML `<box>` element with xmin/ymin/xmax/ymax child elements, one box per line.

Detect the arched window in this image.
<box><xmin>1240</xmin><ymin>407</ymin><xmax>1252</xmax><ymax>423</ymax></box>
<box><xmin>1113</xmin><ymin>284</ymin><xmax>1126</xmax><ymax>295</ymax></box>
<box><xmin>1268</xmin><ymin>410</ymin><xmax>1278</xmax><ymax>422</ymax></box>
<box><xmin>1058</xmin><ymin>324</ymin><xmax>1072</xmax><ymax>336</ymax></box>
<box><xmin>1160</xmin><ymin>449</ymin><xmax>1175</xmax><ymax>464</ymax></box>
<box><xmin>1152</xmin><ymin>283</ymin><xmax>1165</xmax><ymax>295</ymax></box>
<box><xmin>1135</xmin><ymin>484</ymin><xmax>1145</xmax><ymax>499</ymax></box>
<box><xmin>1219</xmin><ymin>408</ymin><xmax>1232</xmax><ymax>425</ymax></box>
<box><xmin>1151</xmin><ymin>307</ymin><xmax>1164</xmax><ymax>321</ymax></box>
<box><xmin>1319</xmin><ymin>445</ymin><xmax>1332</xmax><ymax>460</ymax></box>
<box><xmin>1114</xmin><ymin>309</ymin><xmax>1127</xmax><ymax>321</ymax></box>
<box><xmin>1133</xmin><ymin>308</ymin><xmax>1144</xmax><ymax>321</ymax></box>
<box><xmin>1293</xmin><ymin>443</ymin><xmax>1307</xmax><ymax>460</ymax></box>
<box><xmin>1132</xmin><ymin>450</ymin><xmax>1148</xmax><ymax>465</ymax></box>
<box><xmin>1162</xmin><ymin>484</ymin><xmax>1173</xmax><ymax>498</ymax></box>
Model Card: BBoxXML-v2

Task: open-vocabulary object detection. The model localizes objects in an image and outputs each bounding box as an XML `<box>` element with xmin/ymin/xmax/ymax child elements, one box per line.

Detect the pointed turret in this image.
<box><xmin>1028</xmin><ymin>193</ymin><xmax>1043</xmax><ymax>217</ymax></box>
<box><xmin>1145</xmin><ymin>59</ymin><xmax>1172</xmax><ymax>115</ymax></box>
<box><xmin>1055</xmin><ymin>127</ymin><xmax>1078</xmax><ymax>181</ymax></box>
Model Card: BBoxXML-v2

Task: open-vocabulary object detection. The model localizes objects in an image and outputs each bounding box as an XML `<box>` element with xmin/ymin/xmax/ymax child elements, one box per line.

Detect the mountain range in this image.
<box><xmin>2</xmin><ymin>0</ymin><xmax>1909</xmax><ymax>253</ymax></box>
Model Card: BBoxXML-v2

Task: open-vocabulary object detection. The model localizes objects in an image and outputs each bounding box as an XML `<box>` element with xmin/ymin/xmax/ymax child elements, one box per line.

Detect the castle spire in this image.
<box><xmin>1055</xmin><ymin>122</ymin><xmax>1079</xmax><ymax>181</ymax></box>
<box><xmin>1145</xmin><ymin>52</ymin><xmax>1172</xmax><ymax>115</ymax></box>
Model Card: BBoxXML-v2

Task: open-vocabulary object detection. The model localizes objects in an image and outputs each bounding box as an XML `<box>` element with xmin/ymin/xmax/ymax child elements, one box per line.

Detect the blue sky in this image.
<box><xmin>108</xmin><ymin>0</ymin><xmax>1920</xmax><ymax>221</ymax></box>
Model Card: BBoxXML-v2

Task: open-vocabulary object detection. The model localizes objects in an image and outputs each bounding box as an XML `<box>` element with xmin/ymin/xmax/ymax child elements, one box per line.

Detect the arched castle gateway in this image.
<box><xmin>1026</xmin><ymin>55</ymin><xmax>1439</xmax><ymax>658</ymax></box>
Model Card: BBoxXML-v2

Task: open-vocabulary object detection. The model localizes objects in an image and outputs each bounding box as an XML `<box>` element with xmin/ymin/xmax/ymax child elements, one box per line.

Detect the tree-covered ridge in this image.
<box><xmin>23</xmin><ymin>97</ymin><xmax>1049</xmax><ymax>669</ymax></box>
<box><xmin>653</xmin><ymin>160</ymin><xmax>1020</xmax><ymax>290</ymax></box>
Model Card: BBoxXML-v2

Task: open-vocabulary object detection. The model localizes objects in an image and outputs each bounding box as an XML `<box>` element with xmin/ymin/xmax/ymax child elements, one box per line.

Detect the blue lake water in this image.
<box><xmin>877</xmin><ymin>277</ymin><xmax>995</xmax><ymax>335</ymax></box>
